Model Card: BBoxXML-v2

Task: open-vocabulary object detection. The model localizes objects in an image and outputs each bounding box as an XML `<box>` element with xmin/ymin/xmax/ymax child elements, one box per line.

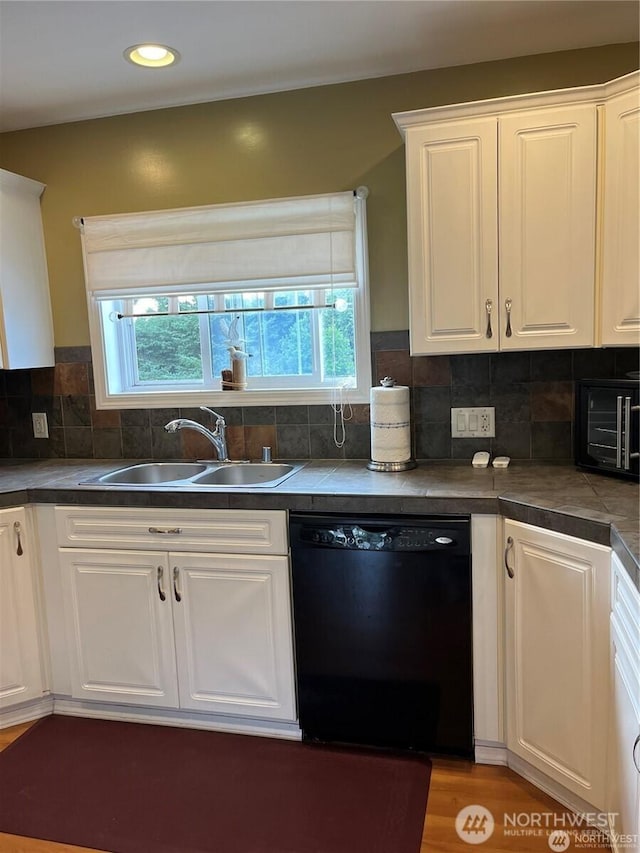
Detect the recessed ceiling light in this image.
<box><xmin>124</xmin><ymin>44</ymin><xmax>180</xmax><ymax>68</ymax></box>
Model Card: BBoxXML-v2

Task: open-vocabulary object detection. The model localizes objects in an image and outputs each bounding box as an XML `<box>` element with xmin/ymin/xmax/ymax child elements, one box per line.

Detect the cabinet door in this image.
<box><xmin>600</xmin><ymin>86</ymin><xmax>640</xmax><ymax>346</ymax></box>
<box><xmin>607</xmin><ymin>619</ymin><xmax>640</xmax><ymax>848</ymax></box>
<box><xmin>504</xmin><ymin>520</ymin><xmax>610</xmax><ymax>808</ymax></box>
<box><xmin>170</xmin><ymin>552</ymin><xmax>296</xmax><ymax>721</ymax></box>
<box><xmin>59</xmin><ymin>548</ymin><xmax>179</xmax><ymax>708</ymax></box>
<box><xmin>0</xmin><ymin>507</ymin><xmax>45</xmax><ymax>707</ymax></box>
<box><xmin>607</xmin><ymin>554</ymin><xmax>640</xmax><ymax>849</ymax></box>
<box><xmin>405</xmin><ymin>118</ymin><xmax>498</xmax><ymax>355</ymax></box>
<box><xmin>499</xmin><ymin>105</ymin><xmax>597</xmax><ymax>350</ymax></box>
<box><xmin>0</xmin><ymin>170</ymin><xmax>54</xmax><ymax>369</ymax></box>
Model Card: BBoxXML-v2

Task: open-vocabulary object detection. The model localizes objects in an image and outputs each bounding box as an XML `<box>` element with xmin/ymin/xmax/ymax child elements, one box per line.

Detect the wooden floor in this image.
<box><xmin>0</xmin><ymin>721</ymin><xmax>610</xmax><ymax>853</ymax></box>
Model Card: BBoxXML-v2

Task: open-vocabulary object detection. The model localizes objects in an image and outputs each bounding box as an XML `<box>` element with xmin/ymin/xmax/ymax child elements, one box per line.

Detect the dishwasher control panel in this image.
<box><xmin>296</xmin><ymin>515</ymin><xmax>469</xmax><ymax>553</ymax></box>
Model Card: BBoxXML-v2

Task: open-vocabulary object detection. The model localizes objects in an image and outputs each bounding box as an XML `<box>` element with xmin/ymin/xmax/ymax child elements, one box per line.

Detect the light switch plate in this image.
<box><xmin>451</xmin><ymin>407</ymin><xmax>495</xmax><ymax>438</ymax></box>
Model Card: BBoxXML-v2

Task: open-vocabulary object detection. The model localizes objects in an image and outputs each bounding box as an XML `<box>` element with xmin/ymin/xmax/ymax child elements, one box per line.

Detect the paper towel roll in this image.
<box><xmin>370</xmin><ymin>385</ymin><xmax>411</xmax><ymax>463</ymax></box>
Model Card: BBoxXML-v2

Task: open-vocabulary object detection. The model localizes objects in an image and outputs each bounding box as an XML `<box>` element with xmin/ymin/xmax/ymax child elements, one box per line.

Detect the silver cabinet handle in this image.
<box><xmin>616</xmin><ymin>396</ymin><xmax>623</xmax><ymax>469</ymax></box>
<box><xmin>13</xmin><ymin>521</ymin><xmax>24</xmax><ymax>557</ymax></box>
<box><xmin>633</xmin><ymin>733</ymin><xmax>640</xmax><ymax>774</ymax></box>
<box><xmin>504</xmin><ymin>536</ymin><xmax>514</xmax><ymax>578</ymax></box>
<box><xmin>485</xmin><ymin>299</ymin><xmax>493</xmax><ymax>339</ymax></box>
<box><xmin>173</xmin><ymin>566</ymin><xmax>182</xmax><ymax>602</ymax></box>
<box><xmin>13</xmin><ymin>521</ymin><xmax>23</xmax><ymax>556</ymax></box>
<box><xmin>505</xmin><ymin>298</ymin><xmax>513</xmax><ymax>338</ymax></box>
<box><xmin>148</xmin><ymin>527</ymin><xmax>182</xmax><ymax>535</ymax></box>
<box><xmin>157</xmin><ymin>566</ymin><xmax>166</xmax><ymax>602</ymax></box>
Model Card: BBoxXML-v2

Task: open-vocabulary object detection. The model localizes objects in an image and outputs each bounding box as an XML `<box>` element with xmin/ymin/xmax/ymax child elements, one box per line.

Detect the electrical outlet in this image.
<box><xmin>32</xmin><ymin>412</ymin><xmax>49</xmax><ymax>439</ymax></box>
<box><xmin>451</xmin><ymin>407</ymin><xmax>495</xmax><ymax>438</ymax></box>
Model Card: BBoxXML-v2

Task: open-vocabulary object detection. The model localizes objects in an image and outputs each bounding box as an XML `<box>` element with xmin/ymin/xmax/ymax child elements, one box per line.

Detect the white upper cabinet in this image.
<box><xmin>394</xmin><ymin>71</ymin><xmax>639</xmax><ymax>355</ymax></box>
<box><xmin>600</xmin><ymin>83</ymin><xmax>640</xmax><ymax>347</ymax></box>
<box><xmin>404</xmin><ymin>117</ymin><xmax>498</xmax><ymax>354</ymax></box>
<box><xmin>499</xmin><ymin>105</ymin><xmax>597</xmax><ymax>350</ymax></box>
<box><xmin>0</xmin><ymin>169</ymin><xmax>54</xmax><ymax>369</ymax></box>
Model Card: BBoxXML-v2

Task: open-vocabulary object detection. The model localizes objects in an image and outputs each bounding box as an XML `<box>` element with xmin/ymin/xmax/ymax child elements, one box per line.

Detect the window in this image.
<box><xmin>82</xmin><ymin>191</ymin><xmax>371</xmax><ymax>408</ymax></box>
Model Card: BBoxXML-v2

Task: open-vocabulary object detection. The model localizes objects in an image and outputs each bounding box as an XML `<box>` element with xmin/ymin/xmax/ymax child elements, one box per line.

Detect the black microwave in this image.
<box><xmin>575</xmin><ymin>379</ymin><xmax>640</xmax><ymax>481</ymax></box>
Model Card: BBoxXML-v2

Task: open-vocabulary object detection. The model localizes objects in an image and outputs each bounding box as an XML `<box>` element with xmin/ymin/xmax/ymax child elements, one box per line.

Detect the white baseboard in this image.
<box><xmin>507</xmin><ymin>751</ymin><xmax>603</xmax><ymax>817</ymax></box>
<box><xmin>475</xmin><ymin>741</ymin><xmax>508</xmax><ymax>765</ymax></box>
<box><xmin>51</xmin><ymin>697</ymin><xmax>302</xmax><ymax>741</ymax></box>
<box><xmin>0</xmin><ymin>696</ymin><xmax>54</xmax><ymax>729</ymax></box>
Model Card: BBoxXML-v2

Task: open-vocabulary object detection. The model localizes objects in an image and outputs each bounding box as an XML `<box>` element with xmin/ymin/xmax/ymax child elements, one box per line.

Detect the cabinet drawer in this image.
<box><xmin>55</xmin><ymin>507</ymin><xmax>288</xmax><ymax>555</ymax></box>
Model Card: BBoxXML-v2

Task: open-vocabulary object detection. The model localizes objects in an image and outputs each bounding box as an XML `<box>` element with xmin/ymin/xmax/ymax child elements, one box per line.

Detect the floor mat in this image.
<box><xmin>0</xmin><ymin>715</ymin><xmax>431</xmax><ymax>853</ymax></box>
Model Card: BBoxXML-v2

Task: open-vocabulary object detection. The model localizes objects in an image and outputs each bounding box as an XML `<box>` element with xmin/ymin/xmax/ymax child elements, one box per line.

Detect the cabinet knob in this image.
<box><xmin>13</xmin><ymin>521</ymin><xmax>23</xmax><ymax>556</ymax></box>
<box><xmin>504</xmin><ymin>535</ymin><xmax>515</xmax><ymax>578</ymax></box>
<box><xmin>633</xmin><ymin>733</ymin><xmax>640</xmax><ymax>774</ymax></box>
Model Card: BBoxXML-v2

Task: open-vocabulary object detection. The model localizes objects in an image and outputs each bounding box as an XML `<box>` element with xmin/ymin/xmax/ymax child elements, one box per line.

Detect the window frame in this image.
<box><xmin>87</xmin><ymin>196</ymin><xmax>371</xmax><ymax>409</ymax></box>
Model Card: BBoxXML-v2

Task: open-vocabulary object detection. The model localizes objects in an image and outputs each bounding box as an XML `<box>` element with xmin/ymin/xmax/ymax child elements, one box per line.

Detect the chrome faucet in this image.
<box><xmin>164</xmin><ymin>406</ymin><xmax>229</xmax><ymax>462</ymax></box>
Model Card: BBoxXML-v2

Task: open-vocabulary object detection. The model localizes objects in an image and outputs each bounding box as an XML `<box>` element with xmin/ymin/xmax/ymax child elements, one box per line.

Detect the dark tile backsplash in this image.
<box><xmin>0</xmin><ymin>338</ymin><xmax>638</xmax><ymax>462</ymax></box>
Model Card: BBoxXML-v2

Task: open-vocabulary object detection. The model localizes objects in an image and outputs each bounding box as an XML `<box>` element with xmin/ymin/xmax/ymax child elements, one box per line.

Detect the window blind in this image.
<box><xmin>80</xmin><ymin>191</ymin><xmax>358</xmax><ymax>297</ymax></box>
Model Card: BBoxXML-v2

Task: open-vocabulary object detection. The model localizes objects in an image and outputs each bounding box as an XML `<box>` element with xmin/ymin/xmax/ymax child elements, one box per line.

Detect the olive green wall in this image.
<box><xmin>0</xmin><ymin>42</ymin><xmax>638</xmax><ymax>347</ymax></box>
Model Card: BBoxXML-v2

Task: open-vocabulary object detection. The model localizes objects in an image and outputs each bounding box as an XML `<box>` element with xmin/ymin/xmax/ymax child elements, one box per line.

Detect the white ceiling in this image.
<box><xmin>0</xmin><ymin>0</ymin><xmax>638</xmax><ymax>133</ymax></box>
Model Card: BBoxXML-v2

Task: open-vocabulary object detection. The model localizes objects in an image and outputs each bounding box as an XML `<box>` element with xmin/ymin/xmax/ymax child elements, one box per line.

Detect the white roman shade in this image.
<box><xmin>80</xmin><ymin>191</ymin><xmax>358</xmax><ymax>297</ymax></box>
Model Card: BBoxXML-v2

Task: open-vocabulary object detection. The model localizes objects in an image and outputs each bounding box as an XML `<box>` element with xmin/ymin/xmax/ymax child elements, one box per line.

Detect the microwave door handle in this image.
<box><xmin>616</xmin><ymin>395</ymin><xmax>623</xmax><ymax>469</ymax></box>
<box><xmin>625</xmin><ymin>398</ymin><xmax>640</xmax><ymax>470</ymax></box>
<box><xmin>623</xmin><ymin>397</ymin><xmax>631</xmax><ymax>470</ymax></box>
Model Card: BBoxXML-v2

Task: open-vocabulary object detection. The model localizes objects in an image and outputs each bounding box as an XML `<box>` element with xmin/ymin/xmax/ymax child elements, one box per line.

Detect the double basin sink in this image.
<box><xmin>82</xmin><ymin>461</ymin><xmax>305</xmax><ymax>489</ymax></box>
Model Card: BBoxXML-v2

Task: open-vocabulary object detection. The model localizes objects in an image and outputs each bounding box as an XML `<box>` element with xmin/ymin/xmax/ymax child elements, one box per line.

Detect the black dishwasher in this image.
<box><xmin>290</xmin><ymin>514</ymin><xmax>473</xmax><ymax>757</ymax></box>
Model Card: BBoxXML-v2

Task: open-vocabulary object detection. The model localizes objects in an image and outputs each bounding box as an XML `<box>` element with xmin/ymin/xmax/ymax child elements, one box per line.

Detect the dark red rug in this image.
<box><xmin>0</xmin><ymin>715</ymin><xmax>431</xmax><ymax>853</ymax></box>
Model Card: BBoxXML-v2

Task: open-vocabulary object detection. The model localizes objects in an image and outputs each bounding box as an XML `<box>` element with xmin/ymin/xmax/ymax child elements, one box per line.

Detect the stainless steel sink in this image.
<box><xmin>192</xmin><ymin>463</ymin><xmax>296</xmax><ymax>487</ymax></box>
<box><xmin>93</xmin><ymin>462</ymin><xmax>208</xmax><ymax>485</ymax></box>
<box><xmin>81</xmin><ymin>461</ymin><xmax>305</xmax><ymax>488</ymax></box>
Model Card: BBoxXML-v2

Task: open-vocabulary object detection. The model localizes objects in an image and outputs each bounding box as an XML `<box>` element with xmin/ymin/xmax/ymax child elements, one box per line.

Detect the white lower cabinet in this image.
<box><xmin>504</xmin><ymin>519</ymin><xmax>610</xmax><ymax>809</ymax></box>
<box><xmin>171</xmin><ymin>552</ymin><xmax>293</xmax><ymax>717</ymax></box>
<box><xmin>0</xmin><ymin>507</ymin><xmax>46</xmax><ymax>709</ymax></box>
<box><xmin>606</xmin><ymin>554</ymin><xmax>640</xmax><ymax>851</ymax></box>
<box><xmin>59</xmin><ymin>549</ymin><xmax>179</xmax><ymax>708</ymax></box>
<box><xmin>56</xmin><ymin>508</ymin><xmax>296</xmax><ymax>724</ymax></box>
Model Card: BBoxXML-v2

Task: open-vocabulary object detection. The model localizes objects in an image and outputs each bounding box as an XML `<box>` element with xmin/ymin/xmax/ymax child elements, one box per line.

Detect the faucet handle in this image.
<box><xmin>200</xmin><ymin>406</ymin><xmax>225</xmax><ymax>425</ymax></box>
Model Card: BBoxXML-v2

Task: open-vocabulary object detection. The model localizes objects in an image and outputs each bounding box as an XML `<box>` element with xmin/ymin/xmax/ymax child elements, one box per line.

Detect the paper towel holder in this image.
<box><xmin>367</xmin><ymin>377</ymin><xmax>417</xmax><ymax>472</ymax></box>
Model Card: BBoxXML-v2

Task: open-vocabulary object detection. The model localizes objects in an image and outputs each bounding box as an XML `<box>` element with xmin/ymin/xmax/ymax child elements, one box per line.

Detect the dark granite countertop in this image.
<box><xmin>1</xmin><ymin>458</ymin><xmax>638</xmax><ymax>589</ymax></box>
